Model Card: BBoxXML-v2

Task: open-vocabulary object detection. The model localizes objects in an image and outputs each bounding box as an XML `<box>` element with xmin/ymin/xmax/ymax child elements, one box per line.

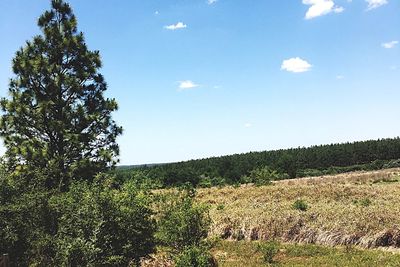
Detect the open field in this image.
<box><xmin>196</xmin><ymin>168</ymin><xmax>400</xmax><ymax>248</ymax></box>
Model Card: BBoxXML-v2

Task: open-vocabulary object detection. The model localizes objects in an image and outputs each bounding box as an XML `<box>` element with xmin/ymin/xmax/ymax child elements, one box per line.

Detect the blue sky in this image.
<box><xmin>0</xmin><ymin>0</ymin><xmax>399</xmax><ymax>165</ymax></box>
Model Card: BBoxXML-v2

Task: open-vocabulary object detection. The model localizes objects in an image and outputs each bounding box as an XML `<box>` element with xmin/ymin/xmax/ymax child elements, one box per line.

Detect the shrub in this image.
<box><xmin>249</xmin><ymin>166</ymin><xmax>280</xmax><ymax>186</ymax></box>
<box><xmin>198</xmin><ymin>176</ymin><xmax>213</xmax><ymax>188</ymax></box>
<box><xmin>353</xmin><ymin>198</ymin><xmax>372</xmax><ymax>207</ymax></box>
<box><xmin>216</xmin><ymin>204</ymin><xmax>225</xmax><ymax>210</ymax></box>
<box><xmin>383</xmin><ymin>159</ymin><xmax>400</xmax><ymax>169</ymax></box>
<box><xmin>174</xmin><ymin>245</ymin><xmax>217</xmax><ymax>267</ymax></box>
<box><xmin>156</xmin><ymin>187</ymin><xmax>211</xmax><ymax>252</ymax></box>
<box><xmin>258</xmin><ymin>241</ymin><xmax>280</xmax><ymax>264</ymax></box>
<box><xmin>0</xmin><ymin>170</ymin><xmax>57</xmax><ymax>266</ymax></box>
<box><xmin>50</xmin><ymin>174</ymin><xmax>156</xmax><ymax>266</ymax></box>
<box><xmin>293</xmin><ymin>199</ymin><xmax>308</xmax><ymax>211</ymax></box>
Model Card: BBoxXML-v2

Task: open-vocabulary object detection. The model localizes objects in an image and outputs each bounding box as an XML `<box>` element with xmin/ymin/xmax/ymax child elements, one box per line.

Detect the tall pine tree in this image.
<box><xmin>0</xmin><ymin>0</ymin><xmax>122</xmax><ymax>191</ymax></box>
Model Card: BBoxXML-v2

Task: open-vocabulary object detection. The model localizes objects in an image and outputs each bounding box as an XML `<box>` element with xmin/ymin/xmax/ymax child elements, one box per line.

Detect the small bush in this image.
<box><xmin>174</xmin><ymin>245</ymin><xmax>217</xmax><ymax>267</ymax></box>
<box><xmin>258</xmin><ymin>241</ymin><xmax>280</xmax><ymax>264</ymax></box>
<box><xmin>383</xmin><ymin>159</ymin><xmax>400</xmax><ymax>169</ymax></box>
<box><xmin>216</xmin><ymin>204</ymin><xmax>225</xmax><ymax>210</ymax></box>
<box><xmin>198</xmin><ymin>176</ymin><xmax>213</xmax><ymax>188</ymax></box>
<box><xmin>293</xmin><ymin>199</ymin><xmax>308</xmax><ymax>211</ymax></box>
<box><xmin>359</xmin><ymin>198</ymin><xmax>372</xmax><ymax>207</ymax></box>
<box><xmin>249</xmin><ymin>166</ymin><xmax>281</xmax><ymax>186</ymax></box>
<box><xmin>353</xmin><ymin>198</ymin><xmax>372</xmax><ymax>207</ymax></box>
<box><xmin>156</xmin><ymin>187</ymin><xmax>211</xmax><ymax>252</ymax></box>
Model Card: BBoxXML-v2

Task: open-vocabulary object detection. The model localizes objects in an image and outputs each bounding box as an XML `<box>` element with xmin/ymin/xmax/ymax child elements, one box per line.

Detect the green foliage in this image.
<box><xmin>156</xmin><ymin>187</ymin><xmax>211</xmax><ymax>252</ymax></box>
<box><xmin>175</xmin><ymin>245</ymin><xmax>217</xmax><ymax>267</ymax></box>
<box><xmin>198</xmin><ymin>175</ymin><xmax>213</xmax><ymax>188</ymax></box>
<box><xmin>248</xmin><ymin>166</ymin><xmax>281</xmax><ymax>186</ymax></box>
<box><xmin>285</xmin><ymin>243</ymin><xmax>330</xmax><ymax>257</ymax></box>
<box><xmin>0</xmin><ymin>0</ymin><xmax>122</xmax><ymax>191</ymax></box>
<box><xmin>353</xmin><ymin>198</ymin><xmax>372</xmax><ymax>207</ymax></box>
<box><xmin>215</xmin><ymin>240</ymin><xmax>400</xmax><ymax>267</ymax></box>
<box><xmin>0</xmin><ymin>168</ymin><xmax>57</xmax><ymax>266</ymax></box>
<box><xmin>296</xmin><ymin>168</ymin><xmax>324</xmax><ymax>177</ymax></box>
<box><xmin>117</xmin><ymin>138</ymin><xmax>400</xmax><ymax>187</ymax></box>
<box><xmin>49</xmin><ymin>174</ymin><xmax>155</xmax><ymax>266</ymax></box>
<box><xmin>293</xmin><ymin>199</ymin><xmax>308</xmax><ymax>211</ymax></box>
<box><xmin>216</xmin><ymin>204</ymin><xmax>225</xmax><ymax>210</ymax></box>
<box><xmin>0</xmin><ymin>172</ymin><xmax>155</xmax><ymax>266</ymax></box>
<box><xmin>257</xmin><ymin>241</ymin><xmax>280</xmax><ymax>264</ymax></box>
<box><xmin>383</xmin><ymin>159</ymin><xmax>400</xmax><ymax>169</ymax></box>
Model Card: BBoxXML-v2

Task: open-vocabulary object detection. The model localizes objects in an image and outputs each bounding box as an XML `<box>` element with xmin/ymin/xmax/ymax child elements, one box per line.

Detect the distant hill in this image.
<box><xmin>115</xmin><ymin>137</ymin><xmax>400</xmax><ymax>187</ymax></box>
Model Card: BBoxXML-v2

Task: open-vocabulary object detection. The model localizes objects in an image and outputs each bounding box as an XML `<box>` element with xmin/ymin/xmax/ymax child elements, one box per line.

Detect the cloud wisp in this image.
<box><xmin>303</xmin><ymin>0</ymin><xmax>344</xmax><ymax>20</ymax></box>
<box><xmin>281</xmin><ymin>57</ymin><xmax>312</xmax><ymax>73</ymax></box>
<box><xmin>382</xmin><ymin>40</ymin><xmax>398</xmax><ymax>49</ymax></box>
<box><xmin>164</xmin><ymin>22</ymin><xmax>187</xmax><ymax>30</ymax></box>
<box><xmin>178</xmin><ymin>80</ymin><xmax>199</xmax><ymax>91</ymax></box>
<box><xmin>366</xmin><ymin>0</ymin><xmax>388</xmax><ymax>10</ymax></box>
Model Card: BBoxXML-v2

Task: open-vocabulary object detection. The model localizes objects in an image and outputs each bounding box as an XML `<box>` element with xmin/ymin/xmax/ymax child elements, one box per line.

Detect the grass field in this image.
<box><xmin>212</xmin><ymin>241</ymin><xmax>400</xmax><ymax>267</ymax></box>
<box><xmin>197</xmin><ymin>168</ymin><xmax>400</xmax><ymax>248</ymax></box>
<box><xmin>144</xmin><ymin>168</ymin><xmax>400</xmax><ymax>266</ymax></box>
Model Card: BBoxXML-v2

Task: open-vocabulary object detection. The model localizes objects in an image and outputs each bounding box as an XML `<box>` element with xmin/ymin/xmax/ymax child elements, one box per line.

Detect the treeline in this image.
<box><xmin>116</xmin><ymin>137</ymin><xmax>400</xmax><ymax>187</ymax></box>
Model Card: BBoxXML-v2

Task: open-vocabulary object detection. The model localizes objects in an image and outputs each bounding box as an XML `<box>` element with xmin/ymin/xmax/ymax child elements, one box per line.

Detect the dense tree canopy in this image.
<box><xmin>0</xmin><ymin>0</ymin><xmax>122</xmax><ymax>190</ymax></box>
<box><xmin>116</xmin><ymin>137</ymin><xmax>400</xmax><ymax>187</ymax></box>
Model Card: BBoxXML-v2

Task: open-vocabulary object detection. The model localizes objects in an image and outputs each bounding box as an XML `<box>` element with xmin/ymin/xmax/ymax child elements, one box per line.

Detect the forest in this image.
<box><xmin>115</xmin><ymin>137</ymin><xmax>400</xmax><ymax>187</ymax></box>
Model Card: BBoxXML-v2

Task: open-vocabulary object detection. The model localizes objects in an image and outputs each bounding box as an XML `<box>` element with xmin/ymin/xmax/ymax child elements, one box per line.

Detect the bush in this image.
<box><xmin>353</xmin><ymin>198</ymin><xmax>372</xmax><ymax>207</ymax></box>
<box><xmin>156</xmin><ymin>187</ymin><xmax>211</xmax><ymax>252</ymax></box>
<box><xmin>50</xmin><ymin>174</ymin><xmax>156</xmax><ymax>266</ymax></box>
<box><xmin>293</xmin><ymin>199</ymin><xmax>308</xmax><ymax>211</ymax></box>
<box><xmin>198</xmin><ymin>176</ymin><xmax>213</xmax><ymax>188</ymax></box>
<box><xmin>383</xmin><ymin>159</ymin><xmax>400</xmax><ymax>169</ymax></box>
<box><xmin>248</xmin><ymin>166</ymin><xmax>280</xmax><ymax>186</ymax></box>
<box><xmin>0</xmin><ymin>170</ymin><xmax>57</xmax><ymax>266</ymax></box>
<box><xmin>216</xmin><ymin>204</ymin><xmax>225</xmax><ymax>210</ymax></box>
<box><xmin>258</xmin><ymin>241</ymin><xmax>280</xmax><ymax>264</ymax></box>
<box><xmin>174</xmin><ymin>245</ymin><xmax>217</xmax><ymax>267</ymax></box>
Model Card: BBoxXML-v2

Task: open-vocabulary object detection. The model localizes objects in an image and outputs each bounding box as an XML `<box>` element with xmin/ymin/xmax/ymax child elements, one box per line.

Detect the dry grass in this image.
<box><xmin>196</xmin><ymin>168</ymin><xmax>400</xmax><ymax>248</ymax></box>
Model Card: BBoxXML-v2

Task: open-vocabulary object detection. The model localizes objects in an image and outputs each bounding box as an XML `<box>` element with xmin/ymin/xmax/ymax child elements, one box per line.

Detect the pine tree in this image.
<box><xmin>0</xmin><ymin>0</ymin><xmax>122</xmax><ymax>191</ymax></box>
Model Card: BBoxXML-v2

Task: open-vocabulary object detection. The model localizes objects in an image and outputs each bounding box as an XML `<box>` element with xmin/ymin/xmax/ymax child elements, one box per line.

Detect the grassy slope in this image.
<box><xmin>196</xmin><ymin>168</ymin><xmax>400</xmax><ymax>248</ymax></box>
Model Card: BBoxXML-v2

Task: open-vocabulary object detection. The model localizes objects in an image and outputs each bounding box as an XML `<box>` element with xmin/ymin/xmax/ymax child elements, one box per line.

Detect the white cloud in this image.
<box><xmin>164</xmin><ymin>22</ymin><xmax>187</xmax><ymax>30</ymax></box>
<box><xmin>154</xmin><ymin>11</ymin><xmax>159</xmax><ymax>15</ymax></box>
<box><xmin>303</xmin><ymin>0</ymin><xmax>344</xmax><ymax>19</ymax></box>
<box><xmin>244</xmin><ymin>123</ymin><xmax>252</xmax><ymax>128</ymax></box>
<box><xmin>382</xmin><ymin>40</ymin><xmax>398</xmax><ymax>49</ymax></box>
<box><xmin>178</xmin><ymin>80</ymin><xmax>199</xmax><ymax>91</ymax></box>
<box><xmin>281</xmin><ymin>57</ymin><xmax>312</xmax><ymax>73</ymax></box>
<box><xmin>334</xmin><ymin>6</ymin><xmax>345</xmax><ymax>13</ymax></box>
<box><xmin>336</xmin><ymin>75</ymin><xmax>345</xmax><ymax>79</ymax></box>
<box><xmin>207</xmin><ymin>0</ymin><xmax>218</xmax><ymax>4</ymax></box>
<box><xmin>366</xmin><ymin>0</ymin><xmax>388</xmax><ymax>10</ymax></box>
